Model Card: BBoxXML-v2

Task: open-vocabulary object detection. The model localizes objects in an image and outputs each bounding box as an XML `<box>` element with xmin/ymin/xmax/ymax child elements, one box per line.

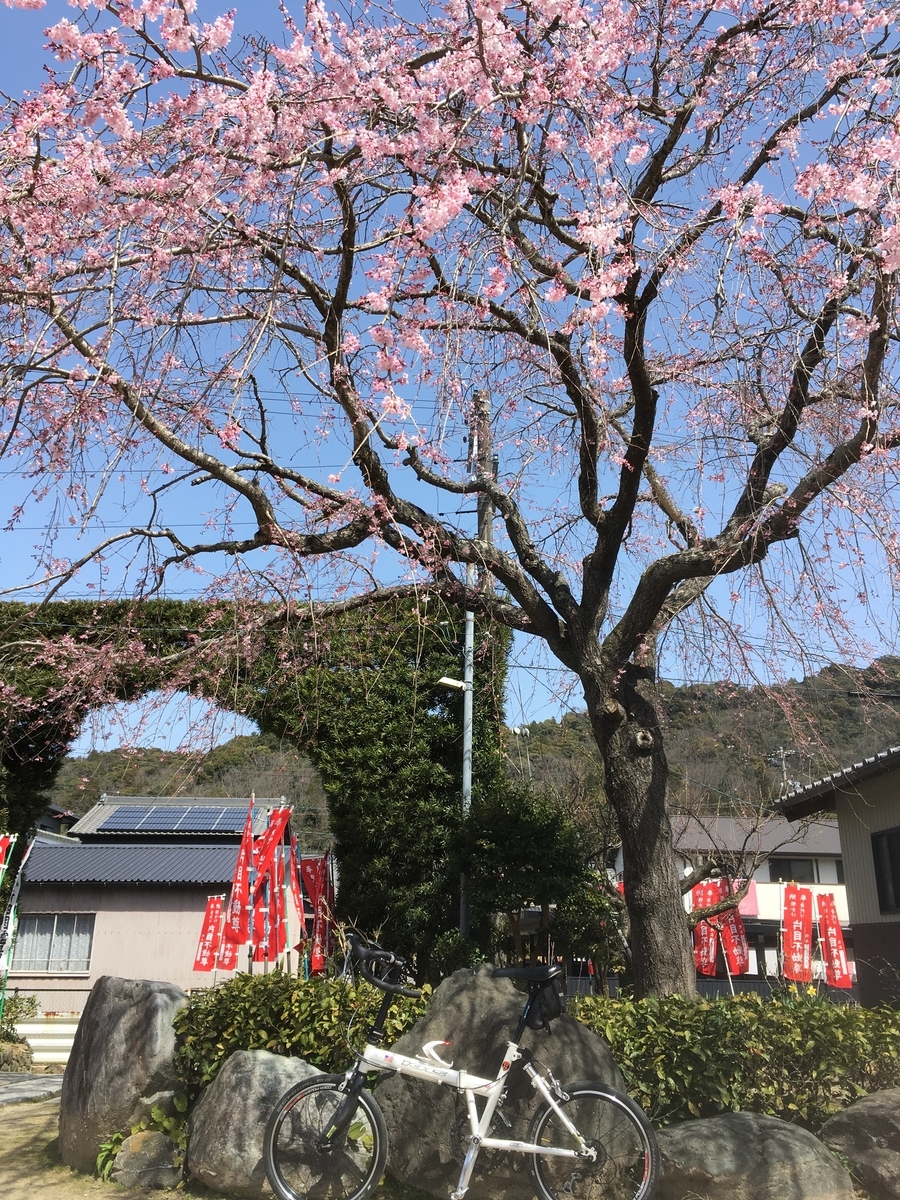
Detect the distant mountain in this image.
<box><xmin>49</xmin><ymin>734</ymin><xmax>330</xmax><ymax>851</ymax></box>
<box><xmin>515</xmin><ymin>657</ymin><xmax>900</xmax><ymax>810</ymax></box>
<box><xmin>52</xmin><ymin>657</ymin><xmax>900</xmax><ymax>833</ymax></box>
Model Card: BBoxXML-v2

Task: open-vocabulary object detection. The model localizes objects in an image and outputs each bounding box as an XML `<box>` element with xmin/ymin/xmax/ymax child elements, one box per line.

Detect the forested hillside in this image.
<box><xmin>51</xmin><ymin>656</ymin><xmax>900</xmax><ymax>833</ymax></box>
<box><xmin>515</xmin><ymin>658</ymin><xmax>900</xmax><ymax>810</ymax></box>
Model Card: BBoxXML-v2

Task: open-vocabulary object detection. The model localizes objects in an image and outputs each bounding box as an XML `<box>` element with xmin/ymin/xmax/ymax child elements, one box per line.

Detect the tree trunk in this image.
<box><xmin>586</xmin><ymin>664</ymin><xmax>697</xmax><ymax>999</ymax></box>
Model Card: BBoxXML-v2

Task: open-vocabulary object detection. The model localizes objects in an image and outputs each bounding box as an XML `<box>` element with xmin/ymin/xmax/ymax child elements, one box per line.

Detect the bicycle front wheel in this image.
<box><xmin>527</xmin><ymin>1081</ymin><xmax>659</xmax><ymax>1200</ymax></box>
<box><xmin>263</xmin><ymin>1075</ymin><xmax>388</xmax><ymax>1200</ymax></box>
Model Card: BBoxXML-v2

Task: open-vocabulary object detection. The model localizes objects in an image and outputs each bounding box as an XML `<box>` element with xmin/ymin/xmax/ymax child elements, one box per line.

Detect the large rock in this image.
<box><xmin>59</xmin><ymin>976</ymin><xmax>188</xmax><ymax>1174</ymax></box>
<box><xmin>656</xmin><ymin>1111</ymin><xmax>855</xmax><ymax>1200</ymax></box>
<box><xmin>819</xmin><ymin>1088</ymin><xmax>900</xmax><ymax>1200</ymax></box>
<box><xmin>0</xmin><ymin>1039</ymin><xmax>32</xmax><ymax>1071</ymax></box>
<box><xmin>110</xmin><ymin>1130</ymin><xmax>183</xmax><ymax>1189</ymax></box>
<box><xmin>376</xmin><ymin>964</ymin><xmax>624</xmax><ymax>1200</ymax></box>
<box><xmin>186</xmin><ymin>1049</ymin><xmax>322</xmax><ymax>1197</ymax></box>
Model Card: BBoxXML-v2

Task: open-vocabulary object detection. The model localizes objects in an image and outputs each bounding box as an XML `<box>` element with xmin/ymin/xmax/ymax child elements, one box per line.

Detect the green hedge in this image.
<box><xmin>573</xmin><ymin>989</ymin><xmax>900</xmax><ymax>1130</ymax></box>
<box><xmin>174</xmin><ymin>971</ymin><xmax>430</xmax><ymax>1093</ymax></box>
<box><xmin>174</xmin><ymin>974</ymin><xmax>900</xmax><ymax>1134</ymax></box>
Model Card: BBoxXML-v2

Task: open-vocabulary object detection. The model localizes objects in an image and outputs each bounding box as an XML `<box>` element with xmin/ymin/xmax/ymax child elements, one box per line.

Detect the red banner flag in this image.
<box><xmin>817</xmin><ymin>892</ymin><xmax>852</xmax><ymax>988</ymax></box>
<box><xmin>301</xmin><ymin>854</ymin><xmax>323</xmax><ymax>918</ymax></box>
<box><xmin>251</xmin><ymin>807</ymin><xmax>293</xmax><ymax>893</ymax></box>
<box><xmin>783</xmin><ymin>885</ymin><xmax>814</xmax><ymax>982</ymax></box>
<box><xmin>216</xmin><ymin>936</ymin><xmax>239</xmax><ymax>971</ymax></box>
<box><xmin>288</xmin><ymin>836</ymin><xmax>306</xmax><ymax>949</ymax></box>
<box><xmin>0</xmin><ymin>834</ymin><xmax>16</xmax><ymax>889</ymax></box>
<box><xmin>310</xmin><ymin>856</ymin><xmax>328</xmax><ymax>973</ymax></box>
<box><xmin>250</xmin><ymin>858</ymin><xmax>285</xmax><ymax>964</ymax></box>
<box><xmin>719</xmin><ymin>902</ymin><xmax>751</xmax><ymax>975</ymax></box>
<box><xmin>252</xmin><ymin>884</ymin><xmax>271</xmax><ymax>962</ymax></box>
<box><xmin>223</xmin><ymin>801</ymin><xmax>254</xmax><ymax>945</ymax></box>
<box><xmin>691</xmin><ymin>879</ymin><xmax>724</xmax><ymax>976</ymax></box>
<box><xmin>193</xmin><ymin>896</ymin><xmax>223</xmax><ymax>972</ymax></box>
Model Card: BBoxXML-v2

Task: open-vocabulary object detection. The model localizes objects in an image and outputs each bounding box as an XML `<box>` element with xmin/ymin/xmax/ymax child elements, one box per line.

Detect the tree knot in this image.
<box><xmin>633</xmin><ymin>728</ymin><xmax>654</xmax><ymax>754</ymax></box>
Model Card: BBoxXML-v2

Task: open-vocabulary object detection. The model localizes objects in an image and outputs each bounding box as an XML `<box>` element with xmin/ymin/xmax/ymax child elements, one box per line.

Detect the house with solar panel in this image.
<box><xmin>9</xmin><ymin>795</ymin><xmax>289</xmax><ymax>1016</ymax></box>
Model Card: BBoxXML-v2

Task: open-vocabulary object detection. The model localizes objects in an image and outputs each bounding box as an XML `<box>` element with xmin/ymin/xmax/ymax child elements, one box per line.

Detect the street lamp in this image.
<box><xmin>510</xmin><ymin>726</ymin><xmax>532</xmax><ymax>781</ymax></box>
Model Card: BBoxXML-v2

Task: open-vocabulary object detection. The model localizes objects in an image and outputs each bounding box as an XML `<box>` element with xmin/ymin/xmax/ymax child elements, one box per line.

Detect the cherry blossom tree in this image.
<box><xmin>3</xmin><ymin>0</ymin><xmax>900</xmax><ymax>995</ymax></box>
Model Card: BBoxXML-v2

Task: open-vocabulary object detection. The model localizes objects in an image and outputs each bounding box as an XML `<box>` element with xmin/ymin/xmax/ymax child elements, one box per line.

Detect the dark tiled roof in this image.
<box><xmin>22</xmin><ymin>842</ymin><xmax>239</xmax><ymax>885</ymax></box>
<box><xmin>777</xmin><ymin>746</ymin><xmax>900</xmax><ymax>819</ymax></box>
<box><xmin>672</xmin><ymin>814</ymin><xmax>841</xmax><ymax>855</ymax></box>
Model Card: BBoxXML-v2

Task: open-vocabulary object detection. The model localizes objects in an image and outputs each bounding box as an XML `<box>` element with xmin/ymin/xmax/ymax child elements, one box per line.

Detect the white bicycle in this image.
<box><xmin>263</xmin><ymin>934</ymin><xmax>659</xmax><ymax>1200</ymax></box>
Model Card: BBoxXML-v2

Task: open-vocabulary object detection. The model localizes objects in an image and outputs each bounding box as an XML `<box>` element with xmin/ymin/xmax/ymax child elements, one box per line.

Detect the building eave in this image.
<box><xmin>777</xmin><ymin>745</ymin><xmax>900</xmax><ymax>820</ymax></box>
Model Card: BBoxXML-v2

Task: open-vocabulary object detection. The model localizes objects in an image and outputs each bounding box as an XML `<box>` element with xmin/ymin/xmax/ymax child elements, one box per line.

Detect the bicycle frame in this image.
<box><xmin>357</xmin><ymin>1039</ymin><xmax>595</xmax><ymax>1200</ymax></box>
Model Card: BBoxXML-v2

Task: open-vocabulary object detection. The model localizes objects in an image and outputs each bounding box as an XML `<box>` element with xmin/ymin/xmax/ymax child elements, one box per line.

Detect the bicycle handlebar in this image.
<box><xmin>347</xmin><ymin>933</ymin><xmax>422</xmax><ymax>998</ymax></box>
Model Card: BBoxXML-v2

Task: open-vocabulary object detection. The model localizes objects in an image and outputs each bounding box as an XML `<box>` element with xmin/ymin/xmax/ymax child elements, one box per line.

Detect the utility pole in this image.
<box><xmin>458</xmin><ymin>389</ymin><xmax>494</xmax><ymax>938</ymax></box>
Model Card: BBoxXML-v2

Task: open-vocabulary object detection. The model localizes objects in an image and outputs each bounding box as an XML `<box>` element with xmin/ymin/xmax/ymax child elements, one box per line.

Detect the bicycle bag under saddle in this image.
<box><xmin>524</xmin><ymin>981</ymin><xmax>565</xmax><ymax>1030</ymax></box>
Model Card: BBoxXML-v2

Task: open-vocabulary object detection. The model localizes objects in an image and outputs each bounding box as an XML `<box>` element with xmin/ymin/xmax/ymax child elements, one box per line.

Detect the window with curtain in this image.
<box><xmin>12</xmin><ymin>913</ymin><xmax>95</xmax><ymax>972</ymax></box>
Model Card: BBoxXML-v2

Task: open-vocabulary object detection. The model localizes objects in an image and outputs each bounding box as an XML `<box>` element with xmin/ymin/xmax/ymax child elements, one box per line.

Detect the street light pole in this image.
<box><xmin>437</xmin><ymin>660</ymin><xmax>472</xmax><ymax>936</ymax></box>
<box><xmin>462</xmin><ymin>565</ymin><xmax>475</xmax><ymax>817</ymax></box>
<box><xmin>437</xmin><ymin>392</ymin><xmax>495</xmax><ymax>940</ymax></box>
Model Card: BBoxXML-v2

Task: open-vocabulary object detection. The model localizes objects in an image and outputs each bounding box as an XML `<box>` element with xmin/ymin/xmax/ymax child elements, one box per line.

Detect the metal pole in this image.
<box><xmin>459</xmin><ymin>390</ymin><xmax>494</xmax><ymax>940</ymax></box>
<box><xmin>462</xmin><ymin>565</ymin><xmax>475</xmax><ymax>817</ymax></box>
<box><xmin>718</xmin><ymin>928</ymin><xmax>735</xmax><ymax>996</ymax></box>
<box><xmin>459</xmin><ymin>566</ymin><xmax>475</xmax><ymax>939</ymax></box>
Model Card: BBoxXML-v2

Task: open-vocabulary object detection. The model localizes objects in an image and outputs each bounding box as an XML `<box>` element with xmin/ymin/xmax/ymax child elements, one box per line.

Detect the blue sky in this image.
<box><xmin>0</xmin><ymin>0</ymin><xmax>582</xmax><ymax>754</ymax></box>
<box><xmin>3</xmin><ymin>1</ymin><xmax>897</xmax><ymax>760</ymax></box>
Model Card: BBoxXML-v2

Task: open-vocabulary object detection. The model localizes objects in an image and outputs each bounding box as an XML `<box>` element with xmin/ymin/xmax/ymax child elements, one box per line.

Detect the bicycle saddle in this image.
<box><xmin>492</xmin><ymin>964</ymin><xmax>562</xmax><ymax>985</ymax></box>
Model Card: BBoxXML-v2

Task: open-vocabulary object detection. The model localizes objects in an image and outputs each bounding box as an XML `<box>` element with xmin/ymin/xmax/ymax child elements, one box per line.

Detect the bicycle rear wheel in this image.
<box><xmin>527</xmin><ymin>1081</ymin><xmax>659</xmax><ymax>1200</ymax></box>
<box><xmin>263</xmin><ymin>1075</ymin><xmax>388</xmax><ymax>1200</ymax></box>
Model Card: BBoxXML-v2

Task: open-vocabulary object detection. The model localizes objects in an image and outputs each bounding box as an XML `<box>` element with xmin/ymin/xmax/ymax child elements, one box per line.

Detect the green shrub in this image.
<box><xmin>174</xmin><ymin>971</ymin><xmax>900</xmax><ymax>1136</ymax></box>
<box><xmin>0</xmin><ymin>990</ymin><xmax>38</xmax><ymax>1042</ymax></box>
<box><xmin>174</xmin><ymin>971</ymin><xmax>431</xmax><ymax>1093</ymax></box>
<box><xmin>573</xmin><ymin>989</ymin><xmax>900</xmax><ymax>1131</ymax></box>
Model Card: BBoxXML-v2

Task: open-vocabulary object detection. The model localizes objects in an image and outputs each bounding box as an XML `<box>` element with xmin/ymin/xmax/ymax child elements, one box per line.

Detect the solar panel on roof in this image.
<box><xmin>179</xmin><ymin>808</ymin><xmax>223</xmax><ymax>831</ymax></box>
<box><xmin>139</xmin><ymin>807</ymin><xmax>190</xmax><ymax>830</ymax></box>
<box><xmin>99</xmin><ymin>807</ymin><xmax>147</xmax><ymax>831</ymax></box>
<box><xmin>213</xmin><ymin>811</ymin><xmax>247</xmax><ymax>832</ymax></box>
<box><xmin>95</xmin><ymin>802</ymin><xmax>256</xmax><ymax>836</ymax></box>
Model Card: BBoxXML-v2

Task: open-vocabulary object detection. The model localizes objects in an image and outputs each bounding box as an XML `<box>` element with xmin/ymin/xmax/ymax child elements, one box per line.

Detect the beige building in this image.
<box><xmin>779</xmin><ymin>749</ymin><xmax>900</xmax><ymax>1008</ymax></box>
<box><xmin>11</xmin><ymin>843</ymin><xmax>241</xmax><ymax>1013</ymax></box>
<box><xmin>9</xmin><ymin>795</ymin><xmax>290</xmax><ymax>1014</ymax></box>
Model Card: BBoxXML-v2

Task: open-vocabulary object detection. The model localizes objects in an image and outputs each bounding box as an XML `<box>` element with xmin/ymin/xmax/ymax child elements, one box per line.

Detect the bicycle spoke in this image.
<box><xmin>265</xmin><ymin>1078</ymin><xmax>387</xmax><ymax>1200</ymax></box>
<box><xmin>528</xmin><ymin>1084</ymin><xmax>658</xmax><ymax>1200</ymax></box>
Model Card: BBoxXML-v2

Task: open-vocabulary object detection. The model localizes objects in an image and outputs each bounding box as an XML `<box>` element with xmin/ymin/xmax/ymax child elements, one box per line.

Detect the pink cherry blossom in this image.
<box><xmin>2</xmin><ymin>0</ymin><xmax>900</xmax><ymax>1001</ymax></box>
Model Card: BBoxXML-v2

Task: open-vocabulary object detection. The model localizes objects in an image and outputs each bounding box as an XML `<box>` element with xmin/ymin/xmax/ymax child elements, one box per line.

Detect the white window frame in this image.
<box><xmin>11</xmin><ymin>912</ymin><xmax>96</xmax><ymax>973</ymax></box>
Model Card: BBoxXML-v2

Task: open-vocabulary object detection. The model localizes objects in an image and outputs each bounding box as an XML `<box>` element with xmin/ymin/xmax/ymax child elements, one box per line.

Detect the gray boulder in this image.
<box><xmin>0</xmin><ymin>1039</ymin><xmax>32</xmax><ymax>1071</ymax></box>
<box><xmin>186</xmin><ymin>1049</ymin><xmax>322</xmax><ymax>1197</ymax></box>
<box><xmin>819</xmin><ymin>1088</ymin><xmax>900</xmax><ymax>1200</ymax></box>
<box><xmin>110</xmin><ymin>1130</ymin><xmax>183</xmax><ymax>1189</ymax></box>
<box><xmin>656</xmin><ymin>1111</ymin><xmax>855</xmax><ymax>1200</ymax></box>
<box><xmin>59</xmin><ymin>976</ymin><xmax>188</xmax><ymax>1174</ymax></box>
<box><xmin>376</xmin><ymin>964</ymin><xmax>624</xmax><ymax>1200</ymax></box>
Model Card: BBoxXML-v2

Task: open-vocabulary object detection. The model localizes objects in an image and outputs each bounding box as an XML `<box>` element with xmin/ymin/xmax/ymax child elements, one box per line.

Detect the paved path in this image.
<box><xmin>0</xmin><ymin>1070</ymin><xmax>64</xmax><ymax>1104</ymax></box>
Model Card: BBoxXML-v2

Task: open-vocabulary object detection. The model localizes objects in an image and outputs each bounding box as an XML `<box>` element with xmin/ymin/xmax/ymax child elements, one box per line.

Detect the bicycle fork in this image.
<box><xmin>317</xmin><ymin>1070</ymin><xmax>369</xmax><ymax>1153</ymax></box>
<box><xmin>449</xmin><ymin>1051</ymin><xmax>596</xmax><ymax>1200</ymax></box>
